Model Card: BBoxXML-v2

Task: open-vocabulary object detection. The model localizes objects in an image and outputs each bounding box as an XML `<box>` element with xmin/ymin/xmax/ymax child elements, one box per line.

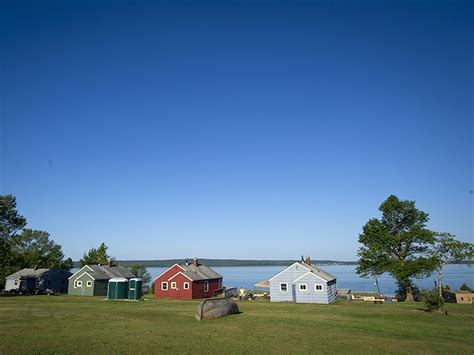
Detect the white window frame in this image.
<box><xmin>204</xmin><ymin>281</ymin><xmax>209</xmax><ymax>292</ymax></box>
<box><xmin>171</xmin><ymin>282</ymin><xmax>177</xmax><ymax>289</ymax></box>
<box><xmin>75</xmin><ymin>280</ymin><xmax>82</xmax><ymax>288</ymax></box>
<box><xmin>183</xmin><ymin>282</ymin><xmax>190</xmax><ymax>290</ymax></box>
<box><xmin>14</xmin><ymin>280</ymin><xmax>18</xmax><ymax>286</ymax></box>
<box><xmin>280</xmin><ymin>282</ymin><xmax>288</xmax><ymax>292</ymax></box>
<box><xmin>161</xmin><ymin>282</ymin><xmax>168</xmax><ymax>291</ymax></box>
<box><xmin>299</xmin><ymin>284</ymin><xmax>308</xmax><ymax>292</ymax></box>
<box><xmin>315</xmin><ymin>284</ymin><xmax>323</xmax><ymax>291</ymax></box>
<box><xmin>86</xmin><ymin>281</ymin><xmax>92</xmax><ymax>287</ymax></box>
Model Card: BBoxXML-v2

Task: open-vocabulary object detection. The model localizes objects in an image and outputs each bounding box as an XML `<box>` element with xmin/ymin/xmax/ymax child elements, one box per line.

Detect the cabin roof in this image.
<box><xmin>178</xmin><ymin>263</ymin><xmax>222</xmax><ymax>281</ymax></box>
<box><xmin>83</xmin><ymin>265</ymin><xmax>134</xmax><ymax>280</ymax></box>
<box><xmin>6</xmin><ymin>268</ymin><xmax>50</xmax><ymax>279</ymax></box>
<box><xmin>269</xmin><ymin>261</ymin><xmax>336</xmax><ymax>282</ymax></box>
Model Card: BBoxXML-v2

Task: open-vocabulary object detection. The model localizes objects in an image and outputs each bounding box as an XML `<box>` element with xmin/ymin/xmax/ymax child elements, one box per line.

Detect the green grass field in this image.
<box><xmin>0</xmin><ymin>295</ymin><xmax>473</xmax><ymax>354</ymax></box>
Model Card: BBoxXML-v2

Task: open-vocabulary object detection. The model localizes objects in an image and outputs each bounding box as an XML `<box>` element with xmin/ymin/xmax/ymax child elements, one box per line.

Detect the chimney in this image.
<box><xmin>185</xmin><ymin>259</ymin><xmax>189</xmax><ymax>266</ymax></box>
<box><xmin>193</xmin><ymin>257</ymin><xmax>199</xmax><ymax>267</ymax></box>
<box><xmin>305</xmin><ymin>256</ymin><xmax>311</xmax><ymax>266</ymax></box>
<box><xmin>108</xmin><ymin>260</ymin><xmax>113</xmax><ymax>267</ymax></box>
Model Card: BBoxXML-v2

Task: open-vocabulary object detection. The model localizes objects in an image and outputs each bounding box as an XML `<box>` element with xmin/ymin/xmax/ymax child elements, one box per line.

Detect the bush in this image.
<box><xmin>459</xmin><ymin>283</ymin><xmax>472</xmax><ymax>292</ymax></box>
<box><xmin>421</xmin><ymin>288</ymin><xmax>444</xmax><ymax>312</ymax></box>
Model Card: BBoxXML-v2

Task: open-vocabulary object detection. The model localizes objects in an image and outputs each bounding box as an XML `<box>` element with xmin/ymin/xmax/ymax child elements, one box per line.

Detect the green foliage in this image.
<box><xmin>442</xmin><ymin>284</ymin><xmax>451</xmax><ymax>290</ymax></box>
<box><xmin>357</xmin><ymin>195</ymin><xmax>438</xmax><ymax>300</ymax></box>
<box><xmin>12</xmin><ymin>229</ymin><xmax>71</xmax><ymax>270</ymax></box>
<box><xmin>80</xmin><ymin>242</ymin><xmax>115</xmax><ymax>267</ymax></box>
<box><xmin>150</xmin><ymin>281</ymin><xmax>155</xmax><ymax>294</ymax></box>
<box><xmin>130</xmin><ymin>264</ymin><xmax>151</xmax><ymax>284</ymax></box>
<box><xmin>421</xmin><ymin>288</ymin><xmax>444</xmax><ymax>312</ymax></box>
<box><xmin>459</xmin><ymin>283</ymin><xmax>472</xmax><ymax>292</ymax></box>
<box><xmin>0</xmin><ymin>195</ymin><xmax>27</xmax><ymax>287</ymax></box>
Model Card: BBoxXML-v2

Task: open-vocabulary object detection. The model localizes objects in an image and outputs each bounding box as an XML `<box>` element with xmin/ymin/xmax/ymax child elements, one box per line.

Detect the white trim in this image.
<box><xmin>183</xmin><ymin>282</ymin><xmax>190</xmax><ymax>290</ymax></box>
<box><xmin>154</xmin><ymin>264</ymin><xmax>186</xmax><ymax>281</ymax></box>
<box><xmin>315</xmin><ymin>284</ymin><xmax>323</xmax><ymax>291</ymax></box>
<box><xmin>299</xmin><ymin>283</ymin><xmax>308</xmax><ymax>292</ymax></box>
<box><xmin>268</xmin><ymin>262</ymin><xmax>311</xmax><ymax>281</ymax></box>
<box><xmin>161</xmin><ymin>282</ymin><xmax>168</xmax><ymax>291</ymax></box>
<box><xmin>204</xmin><ymin>281</ymin><xmax>209</xmax><ymax>292</ymax></box>
<box><xmin>168</xmin><ymin>271</ymin><xmax>194</xmax><ymax>282</ymax></box>
<box><xmin>68</xmin><ymin>265</ymin><xmax>94</xmax><ymax>279</ymax></box>
<box><xmin>293</xmin><ymin>271</ymin><xmax>327</xmax><ymax>283</ymax></box>
<box><xmin>279</xmin><ymin>282</ymin><xmax>288</xmax><ymax>292</ymax></box>
<box><xmin>75</xmin><ymin>280</ymin><xmax>83</xmax><ymax>288</ymax></box>
<box><xmin>86</xmin><ymin>280</ymin><xmax>93</xmax><ymax>287</ymax></box>
<box><xmin>171</xmin><ymin>282</ymin><xmax>177</xmax><ymax>289</ymax></box>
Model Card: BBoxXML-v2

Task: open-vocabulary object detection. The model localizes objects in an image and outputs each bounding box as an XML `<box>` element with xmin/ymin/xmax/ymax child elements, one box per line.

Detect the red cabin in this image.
<box><xmin>154</xmin><ymin>258</ymin><xmax>223</xmax><ymax>300</ymax></box>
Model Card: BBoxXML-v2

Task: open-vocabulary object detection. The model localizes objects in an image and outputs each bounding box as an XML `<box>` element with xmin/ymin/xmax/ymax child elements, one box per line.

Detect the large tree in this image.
<box><xmin>0</xmin><ymin>195</ymin><xmax>27</xmax><ymax>286</ymax></box>
<box><xmin>431</xmin><ymin>233</ymin><xmax>474</xmax><ymax>295</ymax></box>
<box><xmin>12</xmin><ymin>229</ymin><xmax>72</xmax><ymax>270</ymax></box>
<box><xmin>80</xmin><ymin>242</ymin><xmax>115</xmax><ymax>267</ymax></box>
<box><xmin>357</xmin><ymin>195</ymin><xmax>438</xmax><ymax>301</ymax></box>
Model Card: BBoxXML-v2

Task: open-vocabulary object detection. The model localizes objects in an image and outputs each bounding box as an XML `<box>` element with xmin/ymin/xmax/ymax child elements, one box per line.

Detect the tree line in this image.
<box><xmin>0</xmin><ymin>195</ymin><xmax>150</xmax><ymax>288</ymax></box>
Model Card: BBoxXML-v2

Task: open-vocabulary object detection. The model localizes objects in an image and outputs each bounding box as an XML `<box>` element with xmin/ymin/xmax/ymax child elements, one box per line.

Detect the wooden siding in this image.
<box><xmin>157</xmin><ymin>272</ymin><xmax>194</xmax><ymax>299</ymax></box>
<box><xmin>269</xmin><ymin>263</ymin><xmax>337</xmax><ymax>304</ymax></box>
<box><xmin>93</xmin><ymin>280</ymin><xmax>108</xmax><ymax>296</ymax></box>
<box><xmin>269</xmin><ymin>263</ymin><xmax>308</xmax><ymax>302</ymax></box>
<box><xmin>68</xmin><ymin>272</ymin><xmax>95</xmax><ymax>296</ymax></box>
<box><xmin>192</xmin><ymin>279</ymin><xmax>221</xmax><ymax>299</ymax></box>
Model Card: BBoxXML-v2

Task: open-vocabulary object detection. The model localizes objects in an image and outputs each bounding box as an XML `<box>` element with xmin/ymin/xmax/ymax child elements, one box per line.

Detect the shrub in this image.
<box><xmin>459</xmin><ymin>283</ymin><xmax>472</xmax><ymax>292</ymax></box>
<box><xmin>421</xmin><ymin>288</ymin><xmax>444</xmax><ymax>312</ymax></box>
<box><xmin>396</xmin><ymin>282</ymin><xmax>421</xmax><ymax>302</ymax></box>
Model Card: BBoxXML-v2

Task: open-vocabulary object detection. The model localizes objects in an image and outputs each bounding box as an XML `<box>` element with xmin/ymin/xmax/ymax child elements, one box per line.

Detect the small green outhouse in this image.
<box><xmin>108</xmin><ymin>277</ymin><xmax>128</xmax><ymax>300</ymax></box>
<box><xmin>128</xmin><ymin>278</ymin><xmax>143</xmax><ymax>300</ymax></box>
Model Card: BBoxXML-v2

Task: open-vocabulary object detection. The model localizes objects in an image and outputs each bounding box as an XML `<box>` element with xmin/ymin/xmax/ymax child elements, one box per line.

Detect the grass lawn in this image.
<box><xmin>0</xmin><ymin>295</ymin><xmax>473</xmax><ymax>354</ymax></box>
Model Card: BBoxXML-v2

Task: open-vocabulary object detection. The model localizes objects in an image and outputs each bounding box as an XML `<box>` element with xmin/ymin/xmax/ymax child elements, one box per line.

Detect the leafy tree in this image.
<box><xmin>12</xmin><ymin>229</ymin><xmax>72</xmax><ymax>270</ymax></box>
<box><xmin>421</xmin><ymin>287</ymin><xmax>444</xmax><ymax>313</ymax></box>
<box><xmin>459</xmin><ymin>283</ymin><xmax>472</xmax><ymax>292</ymax></box>
<box><xmin>130</xmin><ymin>264</ymin><xmax>151</xmax><ymax>284</ymax></box>
<box><xmin>430</xmin><ymin>233</ymin><xmax>474</xmax><ymax>295</ymax></box>
<box><xmin>357</xmin><ymin>195</ymin><xmax>438</xmax><ymax>302</ymax></box>
<box><xmin>0</xmin><ymin>195</ymin><xmax>27</xmax><ymax>287</ymax></box>
<box><xmin>80</xmin><ymin>242</ymin><xmax>114</xmax><ymax>267</ymax></box>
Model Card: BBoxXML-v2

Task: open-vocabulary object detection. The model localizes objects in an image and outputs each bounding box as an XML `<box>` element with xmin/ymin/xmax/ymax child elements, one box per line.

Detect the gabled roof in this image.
<box><xmin>6</xmin><ymin>268</ymin><xmax>50</xmax><ymax>279</ymax></box>
<box><xmin>269</xmin><ymin>261</ymin><xmax>336</xmax><ymax>282</ymax></box>
<box><xmin>6</xmin><ymin>268</ymin><xmax>72</xmax><ymax>279</ymax></box>
<box><xmin>176</xmin><ymin>263</ymin><xmax>223</xmax><ymax>281</ymax></box>
<box><xmin>73</xmin><ymin>265</ymin><xmax>134</xmax><ymax>280</ymax></box>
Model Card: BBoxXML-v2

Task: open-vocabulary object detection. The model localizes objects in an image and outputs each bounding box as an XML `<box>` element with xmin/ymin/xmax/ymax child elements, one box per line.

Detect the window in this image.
<box><xmin>171</xmin><ymin>282</ymin><xmax>177</xmax><ymax>289</ymax></box>
<box><xmin>75</xmin><ymin>280</ymin><xmax>82</xmax><ymax>288</ymax></box>
<box><xmin>280</xmin><ymin>283</ymin><xmax>288</xmax><ymax>292</ymax></box>
<box><xmin>161</xmin><ymin>282</ymin><xmax>168</xmax><ymax>291</ymax></box>
<box><xmin>86</xmin><ymin>281</ymin><xmax>92</xmax><ymax>287</ymax></box>
<box><xmin>315</xmin><ymin>284</ymin><xmax>323</xmax><ymax>291</ymax></box>
<box><xmin>14</xmin><ymin>280</ymin><xmax>18</xmax><ymax>286</ymax></box>
<box><xmin>183</xmin><ymin>282</ymin><xmax>189</xmax><ymax>290</ymax></box>
<box><xmin>204</xmin><ymin>281</ymin><xmax>209</xmax><ymax>292</ymax></box>
<box><xmin>299</xmin><ymin>284</ymin><xmax>308</xmax><ymax>292</ymax></box>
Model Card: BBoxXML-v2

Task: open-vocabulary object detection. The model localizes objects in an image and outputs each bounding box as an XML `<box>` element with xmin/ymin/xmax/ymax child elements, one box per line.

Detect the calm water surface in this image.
<box><xmin>146</xmin><ymin>264</ymin><xmax>473</xmax><ymax>294</ymax></box>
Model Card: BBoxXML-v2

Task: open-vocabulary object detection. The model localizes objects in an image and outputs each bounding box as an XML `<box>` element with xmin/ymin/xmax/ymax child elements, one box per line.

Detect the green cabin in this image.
<box><xmin>68</xmin><ymin>264</ymin><xmax>134</xmax><ymax>297</ymax></box>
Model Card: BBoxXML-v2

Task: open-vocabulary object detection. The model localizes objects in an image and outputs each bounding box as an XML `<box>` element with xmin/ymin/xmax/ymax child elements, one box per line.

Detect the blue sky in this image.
<box><xmin>1</xmin><ymin>0</ymin><xmax>472</xmax><ymax>261</ymax></box>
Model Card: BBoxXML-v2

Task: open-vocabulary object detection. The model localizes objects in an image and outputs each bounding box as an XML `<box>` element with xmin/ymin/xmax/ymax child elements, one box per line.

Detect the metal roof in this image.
<box><xmin>6</xmin><ymin>268</ymin><xmax>50</xmax><ymax>279</ymax></box>
<box><xmin>85</xmin><ymin>265</ymin><xmax>135</xmax><ymax>280</ymax></box>
<box><xmin>178</xmin><ymin>263</ymin><xmax>223</xmax><ymax>281</ymax></box>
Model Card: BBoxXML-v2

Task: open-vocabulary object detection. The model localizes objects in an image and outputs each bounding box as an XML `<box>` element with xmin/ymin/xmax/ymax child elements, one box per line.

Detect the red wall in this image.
<box><xmin>192</xmin><ymin>278</ymin><xmax>221</xmax><ymax>299</ymax></box>
<box><xmin>154</xmin><ymin>264</ymin><xmax>222</xmax><ymax>299</ymax></box>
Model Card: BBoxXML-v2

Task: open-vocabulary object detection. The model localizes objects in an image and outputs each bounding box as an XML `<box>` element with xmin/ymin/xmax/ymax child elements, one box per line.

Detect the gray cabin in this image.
<box><xmin>268</xmin><ymin>257</ymin><xmax>337</xmax><ymax>304</ymax></box>
<box><xmin>68</xmin><ymin>263</ymin><xmax>134</xmax><ymax>296</ymax></box>
<box><xmin>5</xmin><ymin>268</ymin><xmax>72</xmax><ymax>294</ymax></box>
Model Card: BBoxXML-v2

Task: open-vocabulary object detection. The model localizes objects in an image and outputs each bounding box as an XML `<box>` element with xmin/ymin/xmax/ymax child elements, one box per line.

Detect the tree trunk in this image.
<box><xmin>438</xmin><ymin>267</ymin><xmax>443</xmax><ymax>297</ymax></box>
<box><xmin>405</xmin><ymin>286</ymin><xmax>415</xmax><ymax>302</ymax></box>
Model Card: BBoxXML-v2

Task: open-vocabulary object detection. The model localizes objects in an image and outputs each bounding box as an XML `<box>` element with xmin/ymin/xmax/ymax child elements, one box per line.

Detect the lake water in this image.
<box><xmin>146</xmin><ymin>264</ymin><xmax>473</xmax><ymax>294</ymax></box>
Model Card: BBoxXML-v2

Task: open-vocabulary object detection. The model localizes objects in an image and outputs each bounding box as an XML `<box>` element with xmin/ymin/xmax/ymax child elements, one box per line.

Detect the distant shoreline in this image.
<box><xmin>72</xmin><ymin>259</ymin><xmax>473</xmax><ymax>268</ymax></box>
